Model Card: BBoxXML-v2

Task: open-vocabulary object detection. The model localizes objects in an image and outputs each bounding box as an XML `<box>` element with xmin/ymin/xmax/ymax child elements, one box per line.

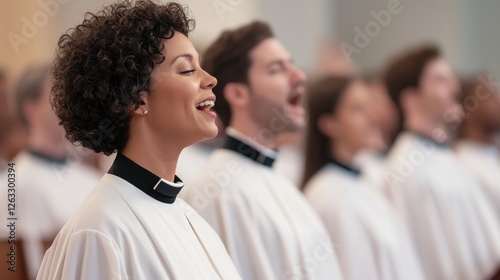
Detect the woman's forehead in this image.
<box><xmin>163</xmin><ymin>32</ymin><xmax>199</xmax><ymax>61</ymax></box>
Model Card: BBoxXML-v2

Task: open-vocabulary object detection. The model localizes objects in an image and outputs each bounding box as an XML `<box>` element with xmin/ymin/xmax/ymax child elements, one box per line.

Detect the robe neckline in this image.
<box><xmin>108</xmin><ymin>152</ymin><xmax>184</xmax><ymax>204</ymax></box>
<box><xmin>329</xmin><ymin>158</ymin><xmax>361</xmax><ymax>176</ymax></box>
<box><xmin>222</xmin><ymin>134</ymin><xmax>276</xmax><ymax>168</ymax></box>
<box><xmin>27</xmin><ymin>148</ymin><xmax>67</xmax><ymax>165</ymax></box>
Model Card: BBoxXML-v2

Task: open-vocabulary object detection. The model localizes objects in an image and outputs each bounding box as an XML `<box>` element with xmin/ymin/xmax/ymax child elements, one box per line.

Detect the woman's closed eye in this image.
<box><xmin>179</xmin><ymin>69</ymin><xmax>196</xmax><ymax>75</ymax></box>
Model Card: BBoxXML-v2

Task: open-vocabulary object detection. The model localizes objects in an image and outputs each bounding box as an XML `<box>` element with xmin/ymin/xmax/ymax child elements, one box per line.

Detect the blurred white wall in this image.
<box><xmin>0</xmin><ymin>0</ymin><xmax>498</xmax><ymax>79</ymax></box>
<box><xmin>257</xmin><ymin>0</ymin><xmax>332</xmax><ymax>71</ymax></box>
<box><xmin>334</xmin><ymin>0</ymin><xmax>465</xmax><ymax>73</ymax></box>
<box><xmin>465</xmin><ymin>0</ymin><xmax>500</xmax><ymax>77</ymax></box>
<box><xmin>177</xmin><ymin>0</ymin><xmax>257</xmax><ymax>50</ymax></box>
<box><xmin>333</xmin><ymin>0</ymin><xmax>500</xmax><ymax>77</ymax></box>
<box><xmin>0</xmin><ymin>0</ymin><xmax>333</xmax><ymax>78</ymax></box>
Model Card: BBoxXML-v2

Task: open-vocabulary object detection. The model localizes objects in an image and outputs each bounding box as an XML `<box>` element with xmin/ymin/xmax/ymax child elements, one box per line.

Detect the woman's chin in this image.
<box><xmin>197</xmin><ymin>125</ymin><xmax>219</xmax><ymax>142</ymax></box>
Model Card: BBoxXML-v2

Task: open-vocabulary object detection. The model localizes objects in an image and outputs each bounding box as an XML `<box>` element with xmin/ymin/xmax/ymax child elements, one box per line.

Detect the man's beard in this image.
<box><xmin>249</xmin><ymin>94</ymin><xmax>303</xmax><ymax>136</ymax></box>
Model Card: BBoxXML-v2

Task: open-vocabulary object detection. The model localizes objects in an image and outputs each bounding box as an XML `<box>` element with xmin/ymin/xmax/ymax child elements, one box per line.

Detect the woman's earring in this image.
<box><xmin>144</xmin><ymin>110</ymin><xmax>148</xmax><ymax>115</ymax></box>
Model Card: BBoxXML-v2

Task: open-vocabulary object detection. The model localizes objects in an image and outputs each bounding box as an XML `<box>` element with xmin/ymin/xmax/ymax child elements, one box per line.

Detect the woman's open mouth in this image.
<box><xmin>195</xmin><ymin>99</ymin><xmax>217</xmax><ymax>119</ymax></box>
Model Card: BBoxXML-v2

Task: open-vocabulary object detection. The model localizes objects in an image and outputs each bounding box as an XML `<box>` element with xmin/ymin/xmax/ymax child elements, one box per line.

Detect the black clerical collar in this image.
<box><xmin>406</xmin><ymin>131</ymin><xmax>449</xmax><ymax>149</ymax></box>
<box><xmin>27</xmin><ymin>149</ymin><xmax>67</xmax><ymax>165</ymax></box>
<box><xmin>108</xmin><ymin>152</ymin><xmax>184</xmax><ymax>204</ymax></box>
<box><xmin>329</xmin><ymin>158</ymin><xmax>361</xmax><ymax>176</ymax></box>
<box><xmin>222</xmin><ymin>135</ymin><xmax>276</xmax><ymax>168</ymax></box>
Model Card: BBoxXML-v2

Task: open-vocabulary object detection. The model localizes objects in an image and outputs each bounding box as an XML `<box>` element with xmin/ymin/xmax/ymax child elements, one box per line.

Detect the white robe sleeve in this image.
<box><xmin>37</xmin><ymin>229</ymin><xmax>128</xmax><ymax>280</ymax></box>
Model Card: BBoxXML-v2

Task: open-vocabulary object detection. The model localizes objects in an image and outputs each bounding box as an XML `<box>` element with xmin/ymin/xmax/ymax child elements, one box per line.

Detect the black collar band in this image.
<box><xmin>27</xmin><ymin>149</ymin><xmax>67</xmax><ymax>165</ymax></box>
<box><xmin>222</xmin><ymin>135</ymin><xmax>276</xmax><ymax>167</ymax></box>
<box><xmin>108</xmin><ymin>152</ymin><xmax>184</xmax><ymax>204</ymax></box>
<box><xmin>330</xmin><ymin>158</ymin><xmax>361</xmax><ymax>176</ymax></box>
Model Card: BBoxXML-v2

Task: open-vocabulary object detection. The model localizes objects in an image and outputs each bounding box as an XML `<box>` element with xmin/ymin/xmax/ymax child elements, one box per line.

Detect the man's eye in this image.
<box><xmin>180</xmin><ymin>69</ymin><xmax>196</xmax><ymax>75</ymax></box>
<box><xmin>269</xmin><ymin>67</ymin><xmax>283</xmax><ymax>74</ymax></box>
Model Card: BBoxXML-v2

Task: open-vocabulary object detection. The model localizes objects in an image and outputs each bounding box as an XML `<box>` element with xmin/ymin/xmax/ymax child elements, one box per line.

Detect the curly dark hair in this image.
<box><xmin>51</xmin><ymin>0</ymin><xmax>194</xmax><ymax>155</ymax></box>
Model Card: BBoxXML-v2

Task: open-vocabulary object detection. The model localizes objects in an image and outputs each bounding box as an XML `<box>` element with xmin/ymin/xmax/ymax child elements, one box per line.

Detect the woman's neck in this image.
<box><xmin>405</xmin><ymin>114</ymin><xmax>448</xmax><ymax>143</ymax></box>
<box><xmin>121</xmin><ymin>129</ymin><xmax>181</xmax><ymax>182</ymax></box>
<box><xmin>330</xmin><ymin>140</ymin><xmax>356</xmax><ymax>166</ymax></box>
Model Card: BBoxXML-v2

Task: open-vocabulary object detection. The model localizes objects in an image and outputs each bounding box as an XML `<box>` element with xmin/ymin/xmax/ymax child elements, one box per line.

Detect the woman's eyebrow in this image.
<box><xmin>170</xmin><ymin>53</ymin><xmax>194</xmax><ymax>65</ymax></box>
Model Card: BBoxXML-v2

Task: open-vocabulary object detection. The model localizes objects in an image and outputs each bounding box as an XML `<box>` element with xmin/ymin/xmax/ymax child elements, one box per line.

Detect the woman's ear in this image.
<box><xmin>317</xmin><ymin>113</ymin><xmax>339</xmax><ymax>139</ymax></box>
<box><xmin>129</xmin><ymin>92</ymin><xmax>149</xmax><ymax>116</ymax></box>
<box><xmin>223</xmin><ymin>83</ymin><xmax>250</xmax><ymax>109</ymax></box>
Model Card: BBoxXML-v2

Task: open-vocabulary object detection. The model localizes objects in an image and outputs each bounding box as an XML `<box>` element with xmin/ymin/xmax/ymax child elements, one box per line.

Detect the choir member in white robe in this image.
<box><xmin>0</xmin><ymin>150</ymin><xmax>99</xmax><ymax>278</ymax></box>
<box><xmin>0</xmin><ymin>65</ymin><xmax>100</xmax><ymax>279</ymax></box>
<box><xmin>302</xmin><ymin>76</ymin><xmax>424</xmax><ymax>280</ymax></box>
<box><xmin>455</xmin><ymin>77</ymin><xmax>500</xmax><ymax>217</ymax></box>
<box><xmin>382</xmin><ymin>45</ymin><xmax>500</xmax><ymax>280</ymax></box>
<box><xmin>35</xmin><ymin>2</ymin><xmax>241</xmax><ymax>279</ymax></box>
<box><xmin>181</xmin><ymin>21</ymin><xmax>343</xmax><ymax>280</ymax></box>
<box><xmin>38</xmin><ymin>153</ymin><xmax>241</xmax><ymax>280</ymax></box>
<box><xmin>183</xmin><ymin>129</ymin><xmax>342</xmax><ymax>280</ymax></box>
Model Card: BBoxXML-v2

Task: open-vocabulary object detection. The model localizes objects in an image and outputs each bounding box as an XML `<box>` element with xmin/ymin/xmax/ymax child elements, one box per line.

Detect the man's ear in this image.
<box><xmin>400</xmin><ymin>87</ymin><xmax>418</xmax><ymax>114</ymax></box>
<box><xmin>317</xmin><ymin>113</ymin><xmax>339</xmax><ymax>139</ymax></box>
<box><xmin>223</xmin><ymin>83</ymin><xmax>250</xmax><ymax>109</ymax></box>
<box><xmin>129</xmin><ymin>91</ymin><xmax>149</xmax><ymax>116</ymax></box>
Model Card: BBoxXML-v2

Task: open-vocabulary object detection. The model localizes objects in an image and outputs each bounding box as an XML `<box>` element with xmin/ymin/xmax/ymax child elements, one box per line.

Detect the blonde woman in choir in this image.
<box><xmin>36</xmin><ymin>1</ymin><xmax>241</xmax><ymax>279</ymax></box>
<box><xmin>302</xmin><ymin>76</ymin><xmax>425</xmax><ymax>280</ymax></box>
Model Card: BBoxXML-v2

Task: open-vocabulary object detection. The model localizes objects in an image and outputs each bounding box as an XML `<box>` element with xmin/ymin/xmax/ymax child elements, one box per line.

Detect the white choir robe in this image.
<box><xmin>273</xmin><ymin>145</ymin><xmax>305</xmax><ymax>187</ymax></box>
<box><xmin>0</xmin><ymin>150</ymin><xmax>100</xmax><ymax>279</ymax></box>
<box><xmin>383</xmin><ymin>132</ymin><xmax>500</xmax><ymax>280</ymax></box>
<box><xmin>36</xmin><ymin>174</ymin><xmax>242</xmax><ymax>280</ymax></box>
<box><xmin>353</xmin><ymin>150</ymin><xmax>388</xmax><ymax>192</ymax></box>
<box><xmin>455</xmin><ymin>140</ymin><xmax>500</xmax><ymax>217</ymax></box>
<box><xmin>181</xmin><ymin>149</ymin><xmax>344</xmax><ymax>280</ymax></box>
<box><xmin>177</xmin><ymin>143</ymin><xmax>214</xmax><ymax>182</ymax></box>
<box><xmin>304</xmin><ymin>163</ymin><xmax>425</xmax><ymax>280</ymax></box>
